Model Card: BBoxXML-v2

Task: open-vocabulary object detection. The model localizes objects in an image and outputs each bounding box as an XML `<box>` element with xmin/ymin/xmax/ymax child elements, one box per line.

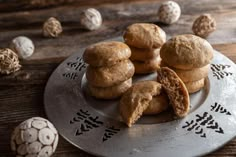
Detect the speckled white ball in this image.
<box><xmin>157</xmin><ymin>1</ymin><xmax>181</xmax><ymax>24</ymax></box>
<box><xmin>80</xmin><ymin>8</ymin><xmax>102</xmax><ymax>31</ymax></box>
<box><xmin>11</xmin><ymin>117</ymin><xmax>59</xmax><ymax>157</ymax></box>
<box><xmin>10</xmin><ymin>36</ymin><xmax>35</xmax><ymax>59</ymax></box>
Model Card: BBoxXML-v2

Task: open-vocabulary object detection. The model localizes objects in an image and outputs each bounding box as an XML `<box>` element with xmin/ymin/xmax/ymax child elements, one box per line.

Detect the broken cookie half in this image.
<box><xmin>119</xmin><ymin>81</ymin><xmax>163</xmax><ymax>127</ymax></box>
<box><xmin>156</xmin><ymin>67</ymin><xmax>190</xmax><ymax>117</ymax></box>
<box><xmin>119</xmin><ymin>67</ymin><xmax>190</xmax><ymax>127</ymax></box>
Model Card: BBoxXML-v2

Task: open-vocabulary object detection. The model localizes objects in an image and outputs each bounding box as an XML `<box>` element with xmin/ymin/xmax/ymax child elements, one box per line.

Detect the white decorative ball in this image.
<box><xmin>11</xmin><ymin>117</ymin><xmax>59</xmax><ymax>157</ymax></box>
<box><xmin>10</xmin><ymin>36</ymin><xmax>35</xmax><ymax>59</ymax></box>
<box><xmin>157</xmin><ymin>1</ymin><xmax>181</xmax><ymax>24</ymax></box>
<box><xmin>80</xmin><ymin>8</ymin><xmax>102</xmax><ymax>31</ymax></box>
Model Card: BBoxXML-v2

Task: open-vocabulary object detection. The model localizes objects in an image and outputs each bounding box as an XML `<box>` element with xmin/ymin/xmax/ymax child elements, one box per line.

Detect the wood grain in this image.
<box><xmin>0</xmin><ymin>0</ymin><xmax>236</xmax><ymax>61</ymax></box>
<box><xmin>0</xmin><ymin>0</ymin><xmax>236</xmax><ymax>156</ymax></box>
<box><xmin>0</xmin><ymin>0</ymin><xmax>151</xmax><ymax>12</ymax></box>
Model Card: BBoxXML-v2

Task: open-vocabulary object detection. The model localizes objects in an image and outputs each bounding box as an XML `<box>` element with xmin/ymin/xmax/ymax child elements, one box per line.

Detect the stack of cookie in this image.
<box><xmin>123</xmin><ymin>23</ymin><xmax>166</xmax><ymax>74</ymax></box>
<box><xmin>160</xmin><ymin>34</ymin><xmax>213</xmax><ymax>93</ymax></box>
<box><xmin>83</xmin><ymin>41</ymin><xmax>135</xmax><ymax>99</ymax></box>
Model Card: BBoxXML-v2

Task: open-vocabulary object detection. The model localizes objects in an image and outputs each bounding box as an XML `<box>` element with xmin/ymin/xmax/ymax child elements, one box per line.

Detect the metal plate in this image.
<box><xmin>44</xmin><ymin>37</ymin><xmax>236</xmax><ymax>157</ymax></box>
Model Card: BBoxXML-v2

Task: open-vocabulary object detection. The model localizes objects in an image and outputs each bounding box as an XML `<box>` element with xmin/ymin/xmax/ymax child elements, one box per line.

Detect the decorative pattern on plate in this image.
<box><xmin>67</xmin><ymin>57</ymin><xmax>87</xmax><ymax>71</ymax></box>
<box><xmin>182</xmin><ymin>112</ymin><xmax>224</xmax><ymax>138</ymax></box>
<box><xmin>102</xmin><ymin>126</ymin><xmax>120</xmax><ymax>142</ymax></box>
<box><xmin>62</xmin><ymin>57</ymin><xmax>87</xmax><ymax>80</ymax></box>
<box><xmin>210</xmin><ymin>102</ymin><xmax>231</xmax><ymax>115</ymax></box>
<box><xmin>69</xmin><ymin>109</ymin><xmax>104</xmax><ymax>136</ymax></box>
<box><xmin>211</xmin><ymin>64</ymin><xmax>233</xmax><ymax>80</ymax></box>
<box><xmin>62</xmin><ymin>72</ymin><xmax>79</xmax><ymax>80</ymax></box>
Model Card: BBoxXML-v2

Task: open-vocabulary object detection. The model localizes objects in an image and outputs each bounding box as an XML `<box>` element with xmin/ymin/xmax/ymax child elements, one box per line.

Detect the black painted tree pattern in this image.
<box><xmin>70</xmin><ymin>109</ymin><xmax>104</xmax><ymax>136</ymax></box>
<box><xmin>67</xmin><ymin>57</ymin><xmax>87</xmax><ymax>71</ymax></box>
<box><xmin>211</xmin><ymin>64</ymin><xmax>232</xmax><ymax>80</ymax></box>
<box><xmin>102</xmin><ymin>126</ymin><xmax>120</xmax><ymax>142</ymax></box>
<box><xmin>62</xmin><ymin>57</ymin><xmax>87</xmax><ymax>80</ymax></box>
<box><xmin>210</xmin><ymin>102</ymin><xmax>231</xmax><ymax>115</ymax></box>
<box><xmin>182</xmin><ymin>112</ymin><xmax>224</xmax><ymax>138</ymax></box>
<box><xmin>62</xmin><ymin>72</ymin><xmax>78</xmax><ymax>80</ymax></box>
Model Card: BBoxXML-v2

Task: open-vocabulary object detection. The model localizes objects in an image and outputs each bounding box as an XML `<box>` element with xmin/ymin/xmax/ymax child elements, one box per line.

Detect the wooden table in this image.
<box><xmin>0</xmin><ymin>0</ymin><xmax>236</xmax><ymax>156</ymax></box>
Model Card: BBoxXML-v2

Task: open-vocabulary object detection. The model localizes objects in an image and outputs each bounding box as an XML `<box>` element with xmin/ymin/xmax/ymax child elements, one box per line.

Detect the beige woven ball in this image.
<box><xmin>43</xmin><ymin>17</ymin><xmax>63</xmax><ymax>38</ymax></box>
<box><xmin>11</xmin><ymin>117</ymin><xmax>59</xmax><ymax>157</ymax></box>
<box><xmin>0</xmin><ymin>48</ymin><xmax>21</xmax><ymax>75</ymax></box>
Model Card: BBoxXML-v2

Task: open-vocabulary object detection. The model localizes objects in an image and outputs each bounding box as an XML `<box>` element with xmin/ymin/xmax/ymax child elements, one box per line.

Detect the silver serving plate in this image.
<box><xmin>44</xmin><ymin>38</ymin><xmax>236</xmax><ymax>157</ymax></box>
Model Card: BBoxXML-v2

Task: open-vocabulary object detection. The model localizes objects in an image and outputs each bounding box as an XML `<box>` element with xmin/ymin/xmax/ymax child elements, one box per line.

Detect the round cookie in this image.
<box><xmin>130</xmin><ymin>46</ymin><xmax>160</xmax><ymax>61</ymax></box>
<box><xmin>133</xmin><ymin>56</ymin><xmax>161</xmax><ymax>74</ymax></box>
<box><xmin>88</xmin><ymin>78</ymin><xmax>132</xmax><ymax>99</ymax></box>
<box><xmin>83</xmin><ymin>41</ymin><xmax>131</xmax><ymax>67</ymax></box>
<box><xmin>120</xmin><ymin>81</ymin><xmax>162</xmax><ymax>127</ymax></box>
<box><xmin>143</xmin><ymin>92</ymin><xmax>169</xmax><ymax>115</ymax></box>
<box><xmin>157</xmin><ymin>67</ymin><xmax>190</xmax><ymax>117</ymax></box>
<box><xmin>86</xmin><ymin>59</ymin><xmax>134</xmax><ymax>87</ymax></box>
<box><xmin>161</xmin><ymin>63</ymin><xmax>210</xmax><ymax>83</ymax></box>
<box><xmin>185</xmin><ymin>78</ymin><xmax>205</xmax><ymax>93</ymax></box>
<box><xmin>160</xmin><ymin>34</ymin><xmax>213</xmax><ymax>70</ymax></box>
<box><xmin>123</xmin><ymin>23</ymin><xmax>166</xmax><ymax>49</ymax></box>
<box><xmin>174</xmin><ymin>64</ymin><xmax>209</xmax><ymax>83</ymax></box>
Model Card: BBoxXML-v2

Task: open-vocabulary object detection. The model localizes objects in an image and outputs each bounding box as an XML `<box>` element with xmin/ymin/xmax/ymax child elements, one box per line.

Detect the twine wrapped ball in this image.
<box><xmin>43</xmin><ymin>17</ymin><xmax>63</xmax><ymax>37</ymax></box>
<box><xmin>0</xmin><ymin>48</ymin><xmax>21</xmax><ymax>75</ymax></box>
<box><xmin>80</xmin><ymin>8</ymin><xmax>102</xmax><ymax>31</ymax></box>
<box><xmin>157</xmin><ymin>1</ymin><xmax>181</xmax><ymax>24</ymax></box>
<box><xmin>192</xmin><ymin>14</ymin><xmax>216</xmax><ymax>38</ymax></box>
<box><xmin>10</xmin><ymin>36</ymin><xmax>35</xmax><ymax>59</ymax></box>
<box><xmin>11</xmin><ymin>117</ymin><xmax>59</xmax><ymax>157</ymax></box>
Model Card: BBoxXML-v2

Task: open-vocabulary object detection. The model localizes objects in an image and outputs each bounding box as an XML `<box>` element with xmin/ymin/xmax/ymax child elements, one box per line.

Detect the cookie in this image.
<box><xmin>161</xmin><ymin>62</ymin><xmax>210</xmax><ymax>82</ymax></box>
<box><xmin>86</xmin><ymin>59</ymin><xmax>134</xmax><ymax>87</ymax></box>
<box><xmin>133</xmin><ymin>56</ymin><xmax>161</xmax><ymax>74</ymax></box>
<box><xmin>88</xmin><ymin>78</ymin><xmax>132</xmax><ymax>99</ymax></box>
<box><xmin>156</xmin><ymin>67</ymin><xmax>190</xmax><ymax>117</ymax></box>
<box><xmin>123</xmin><ymin>23</ymin><xmax>166</xmax><ymax>49</ymax></box>
<box><xmin>83</xmin><ymin>41</ymin><xmax>131</xmax><ymax>67</ymax></box>
<box><xmin>175</xmin><ymin>64</ymin><xmax>209</xmax><ymax>83</ymax></box>
<box><xmin>129</xmin><ymin>46</ymin><xmax>160</xmax><ymax>61</ymax></box>
<box><xmin>160</xmin><ymin>34</ymin><xmax>213</xmax><ymax>70</ymax></box>
<box><xmin>143</xmin><ymin>92</ymin><xmax>169</xmax><ymax>115</ymax></box>
<box><xmin>185</xmin><ymin>78</ymin><xmax>205</xmax><ymax>93</ymax></box>
<box><xmin>120</xmin><ymin>81</ymin><xmax>162</xmax><ymax>127</ymax></box>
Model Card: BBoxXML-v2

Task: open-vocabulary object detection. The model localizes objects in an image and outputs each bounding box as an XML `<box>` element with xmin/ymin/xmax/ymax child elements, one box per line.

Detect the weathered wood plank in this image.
<box><xmin>213</xmin><ymin>43</ymin><xmax>236</xmax><ymax>62</ymax></box>
<box><xmin>0</xmin><ymin>0</ymin><xmax>154</xmax><ymax>12</ymax></box>
<box><xmin>0</xmin><ymin>0</ymin><xmax>236</xmax><ymax>62</ymax></box>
